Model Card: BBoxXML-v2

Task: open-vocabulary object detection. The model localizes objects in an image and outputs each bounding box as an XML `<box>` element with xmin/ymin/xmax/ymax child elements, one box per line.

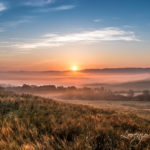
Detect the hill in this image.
<box><xmin>86</xmin><ymin>80</ymin><xmax>150</xmax><ymax>91</ymax></box>
<box><xmin>0</xmin><ymin>90</ymin><xmax>150</xmax><ymax>149</ymax></box>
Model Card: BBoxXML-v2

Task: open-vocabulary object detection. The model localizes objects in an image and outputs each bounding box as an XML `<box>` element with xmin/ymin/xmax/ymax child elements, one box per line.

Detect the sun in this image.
<box><xmin>72</xmin><ymin>66</ymin><xmax>77</xmax><ymax>71</ymax></box>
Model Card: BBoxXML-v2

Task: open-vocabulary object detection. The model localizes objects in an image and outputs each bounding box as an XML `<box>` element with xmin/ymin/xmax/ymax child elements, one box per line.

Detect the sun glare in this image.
<box><xmin>72</xmin><ymin>66</ymin><xmax>77</xmax><ymax>71</ymax></box>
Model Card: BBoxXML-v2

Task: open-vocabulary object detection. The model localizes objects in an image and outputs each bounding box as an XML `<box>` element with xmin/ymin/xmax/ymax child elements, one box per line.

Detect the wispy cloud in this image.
<box><xmin>93</xmin><ymin>19</ymin><xmax>102</xmax><ymax>23</ymax></box>
<box><xmin>123</xmin><ymin>25</ymin><xmax>136</xmax><ymax>29</ymax></box>
<box><xmin>0</xmin><ymin>3</ymin><xmax>6</xmax><ymax>12</ymax></box>
<box><xmin>51</xmin><ymin>5</ymin><xmax>76</xmax><ymax>11</ymax></box>
<box><xmin>34</xmin><ymin>5</ymin><xmax>76</xmax><ymax>12</ymax></box>
<box><xmin>0</xmin><ymin>16</ymin><xmax>33</xmax><ymax>29</ymax></box>
<box><xmin>13</xmin><ymin>27</ymin><xmax>140</xmax><ymax>49</ymax></box>
<box><xmin>24</xmin><ymin>0</ymin><xmax>54</xmax><ymax>6</ymax></box>
<box><xmin>7</xmin><ymin>19</ymin><xmax>30</xmax><ymax>27</ymax></box>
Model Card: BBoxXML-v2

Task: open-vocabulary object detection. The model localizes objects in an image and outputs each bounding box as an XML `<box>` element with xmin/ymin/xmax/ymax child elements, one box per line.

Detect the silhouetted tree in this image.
<box><xmin>128</xmin><ymin>90</ymin><xmax>134</xmax><ymax>99</ymax></box>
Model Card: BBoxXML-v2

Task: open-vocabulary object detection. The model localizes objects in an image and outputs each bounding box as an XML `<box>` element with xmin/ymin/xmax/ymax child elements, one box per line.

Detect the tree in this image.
<box><xmin>128</xmin><ymin>90</ymin><xmax>134</xmax><ymax>99</ymax></box>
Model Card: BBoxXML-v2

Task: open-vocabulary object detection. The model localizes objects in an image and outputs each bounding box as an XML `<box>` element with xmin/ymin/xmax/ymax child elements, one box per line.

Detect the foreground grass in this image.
<box><xmin>0</xmin><ymin>91</ymin><xmax>150</xmax><ymax>150</ymax></box>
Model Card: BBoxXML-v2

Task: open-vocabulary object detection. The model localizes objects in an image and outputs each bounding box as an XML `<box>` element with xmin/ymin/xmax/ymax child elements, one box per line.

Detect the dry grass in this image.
<box><xmin>0</xmin><ymin>90</ymin><xmax>150</xmax><ymax>150</ymax></box>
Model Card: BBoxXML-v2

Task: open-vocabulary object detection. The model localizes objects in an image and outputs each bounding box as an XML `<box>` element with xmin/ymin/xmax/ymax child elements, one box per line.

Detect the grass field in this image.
<box><xmin>55</xmin><ymin>99</ymin><xmax>150</xmax><ymax>120</ymax></box>
<box><xmin>0</xmin><ymin>90</ymin><xmax>150</xmax><ymax>150</ymax></box>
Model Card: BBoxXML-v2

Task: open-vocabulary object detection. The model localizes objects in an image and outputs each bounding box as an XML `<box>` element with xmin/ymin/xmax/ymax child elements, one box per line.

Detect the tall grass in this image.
<box><xmin>0</xmin><ymin>90</ymin><xmax>150</xmax><ymax>149</ymax></box>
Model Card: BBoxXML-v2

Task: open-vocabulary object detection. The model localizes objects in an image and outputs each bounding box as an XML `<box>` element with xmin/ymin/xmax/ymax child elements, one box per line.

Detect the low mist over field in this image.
<box><xmin>1</xmin><ymin>68</ymin><xmax>150</xmax><ymax>88</ymax></box>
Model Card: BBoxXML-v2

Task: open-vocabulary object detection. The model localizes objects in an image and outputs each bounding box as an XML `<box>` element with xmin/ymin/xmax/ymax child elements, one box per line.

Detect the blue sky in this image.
<box><xmin>0</xmin><ymin>0</ymin><xmax>150</xmax><ymax>70</ymax></box>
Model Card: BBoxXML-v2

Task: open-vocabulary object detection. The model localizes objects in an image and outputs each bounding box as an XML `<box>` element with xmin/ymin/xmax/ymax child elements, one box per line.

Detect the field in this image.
<box><xmin>0</xmin><ymin>90</ymin><xmax>150</xmax><ymax>150</ymax></box>
<box><xmin>56</xmin><ymin>99</ymin><xmax>150</xmax><ymax>120</ymax></box>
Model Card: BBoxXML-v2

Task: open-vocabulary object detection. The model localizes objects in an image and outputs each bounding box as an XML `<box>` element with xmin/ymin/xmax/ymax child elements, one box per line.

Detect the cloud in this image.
<box><xmin>7</xmin><ymin>19</ymin><xmax>31</xmax><ymax>27</ymax></box>
<box><xmin>5</xmin><ymin>19</ymin><xmax>29</xmax><ymax>28</ymax></box>
<box><xmin>0</xmin><ymin>3</ymin><xmax>6</xmax><ymax>11</ymax></box>
<box><xmin>51</xmin><ymin>5</ymin><xmax>76</xmax><ymax>11</ymax></box>
<box><xmin>13</xmin><ymin>27</ymin><xmax>140</xmax><ymax>49</ymax></box>
<box><xmin>35</xmin><ymin>5</ymin><xmax>76</xmax><ymax>12</ymax></box>
<box><xmin>93</xmin><ymin>19</ymin><xmax>101</xmax><ymax>23</ymax></box>
<box><xmin>0</xmin><ymin>16</ymin><xmax>33</xmax><ymax>29</ymax></box>
<box><xmin>24</xmin><ymin>0</ymin><xmax>54</xmax><ymax>6</ymax></box>
<box><xmin>123</xmin><ymin>25</ymin><xmax>136</xmax><ymax>29</ymax></box>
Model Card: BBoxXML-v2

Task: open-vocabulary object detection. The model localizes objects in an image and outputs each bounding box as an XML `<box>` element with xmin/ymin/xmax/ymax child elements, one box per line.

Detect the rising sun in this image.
<box><xmin>72</xmin><ymin>66</ymin><xmax>77</xmax><ymax>71</ymax></box>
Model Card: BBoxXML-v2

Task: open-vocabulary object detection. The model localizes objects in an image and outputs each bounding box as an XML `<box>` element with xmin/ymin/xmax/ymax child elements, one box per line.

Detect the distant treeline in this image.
<box><xmin>5</xmin><ymin>84</ymin><xmax>79</xmax><ymax>92</ymax></box>
<box><xmin>0</xmin><ymin>84</ymin><xmax>150</xmax><ymax>101</ymax></box>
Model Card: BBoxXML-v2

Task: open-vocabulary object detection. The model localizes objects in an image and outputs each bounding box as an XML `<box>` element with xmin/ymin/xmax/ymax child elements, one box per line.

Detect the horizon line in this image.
<box><xmin>1</xmin><ymin>67</ymin><xmax>150</xmax><ymax>72</ymax></box>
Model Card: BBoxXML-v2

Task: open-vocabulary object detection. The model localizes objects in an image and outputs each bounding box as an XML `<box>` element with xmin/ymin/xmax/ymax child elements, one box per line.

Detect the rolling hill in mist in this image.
<box><xmin>86</xmin><ymin>80</ymin><xmax>150</xmax><ymax>91</ymax></box>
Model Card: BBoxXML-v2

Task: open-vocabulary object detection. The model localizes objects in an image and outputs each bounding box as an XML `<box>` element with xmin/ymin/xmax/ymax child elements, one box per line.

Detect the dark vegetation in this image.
<box><xmin>0</xmin><ymin>89</ymin><xmax>150</xmax><ymax>149</ymax></box>
<box><xmin>3</xmin><ymin>84</ymin><xmax>150</xmax><ymax>101</ymax></box>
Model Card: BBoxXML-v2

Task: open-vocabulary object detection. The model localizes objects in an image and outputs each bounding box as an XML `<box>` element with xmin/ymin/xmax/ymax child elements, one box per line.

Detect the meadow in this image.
<box><xmin>0</xmin><ymin>90</ymin><xmax>150</xmax><ymax>150</ymax></box>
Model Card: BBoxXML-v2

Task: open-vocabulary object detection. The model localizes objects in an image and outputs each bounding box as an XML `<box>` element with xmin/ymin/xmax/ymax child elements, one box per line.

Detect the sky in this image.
<box><xmin>0</xmin><ymin>0</ymin><xmax>150</xmax><ymax>71</ymax></box>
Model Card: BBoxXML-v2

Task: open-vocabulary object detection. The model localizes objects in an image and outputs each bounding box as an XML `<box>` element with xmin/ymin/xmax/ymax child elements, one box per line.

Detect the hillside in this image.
<box><xmin>86</xmin><ymin>80</ymin><xmax>150</xmax><ymax>91</ymax></box>
<box><xmin>0</xmin><ymin>90</ymin><xmax>150</xmax><ymax>149</ymax></box>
